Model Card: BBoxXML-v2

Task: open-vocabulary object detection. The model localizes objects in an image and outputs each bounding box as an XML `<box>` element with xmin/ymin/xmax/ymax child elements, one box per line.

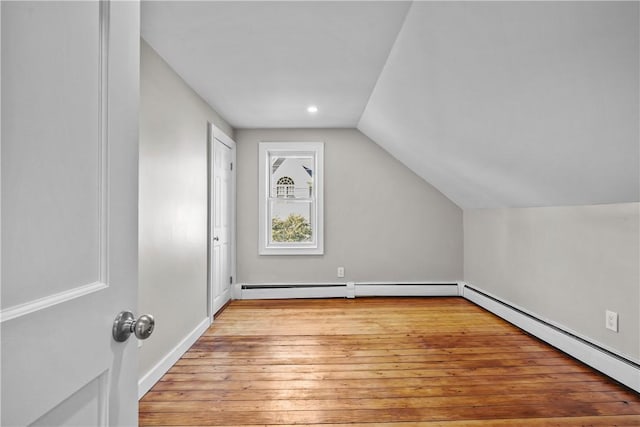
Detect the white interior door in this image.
<box><xmin>210</xmin><ymin>129</ymin><xmax>234</xmax><ymax>316</ymax></box>
<box><xmin>1</xmin><ymin>2</ymin><xmax>140</xmax><ymax>426</ymax></box>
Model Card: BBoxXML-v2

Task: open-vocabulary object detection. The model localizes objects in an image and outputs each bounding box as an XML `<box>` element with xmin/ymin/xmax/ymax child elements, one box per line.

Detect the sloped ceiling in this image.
<box><xmin>142</xmin><ymin>1</ymin><xmax>639</xmax><ymax>209</ymax></box>
<box><xmin>359</xmin><ymin>1</ymin><xmax>639</xmax><ymax>208</ymax></box>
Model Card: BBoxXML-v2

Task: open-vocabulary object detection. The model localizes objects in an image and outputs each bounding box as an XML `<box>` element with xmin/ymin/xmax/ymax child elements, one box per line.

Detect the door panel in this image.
<box><xmin>2</xmin><ymin>0</ymin><xmax>101</xmax><ymax>309</ymax></box>
<box><xmin>30</xmin><ymin>372</ymin><xmax>108</xmax><ymax>427</ymax></box>
<box><xmin>1</xmin><ymin>2</ymin><xmax>140</xmax><ymax>426</ymax></box>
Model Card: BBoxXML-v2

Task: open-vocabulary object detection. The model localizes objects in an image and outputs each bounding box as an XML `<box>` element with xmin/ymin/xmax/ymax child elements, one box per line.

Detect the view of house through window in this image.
<box><xmin>271</xmin><ymin>156</ymin><xmax>313</xmax><ymax>243</ymax></box>
<box><xmin>275</xmin><ymin>176</ymin><xmax>296</xmax><ymax>198</ymax></box>
<box><xmin>259</xmin><ymin>142</ymin><xmax>324</xmax><ymax>255</ymax></box>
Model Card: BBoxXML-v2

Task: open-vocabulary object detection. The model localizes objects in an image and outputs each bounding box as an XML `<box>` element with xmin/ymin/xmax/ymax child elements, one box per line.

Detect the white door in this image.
<box><xmin>1</xmin><ymin>2</ymin><xmax>140</xmax><ymax>426</ymax></box>
<box><xmin>210</xmin><ymin>128</ymin><xmax>234</xmax><ymax>316</ymax></box>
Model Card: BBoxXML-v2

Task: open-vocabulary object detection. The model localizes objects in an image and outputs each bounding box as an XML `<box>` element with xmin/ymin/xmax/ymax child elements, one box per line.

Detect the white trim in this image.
<box><xmin>206</xmin><ymin>123</ymin><xmax>213</xmax><ymax>320</ymax></box>
<box><xmin>0</xmin><ymin>0</ymin><xmax>3</xmax><ymax>410</ymax></box>
<box><xmin>0</xmin><ymin>281</ymin><xmax>108</xmax><ymax>323</ymax></box>
<box><xmin>241</xmin><ymin>284</ymin><xmax>347</xmax><ymax>300</ymax></box>
<box><xmin>346</xmin><ymin>282</ymin><xmax>356</xmax><ymax>299</ymax></box>
<box><xmin>258</xmin><ymin>142</ymin><xmax>324</xmax><ymax>255</ymax></box>
<box><xmin>138</xmin><ymin>317</ymin><xmax>211</xmax><ymax>399</ymax></box>
<box><xmin>98</xmin><ymin>0</ymin><xmax>110</xmax><ymax>286</ymax></box>
<box><xmin>234</xmin><ymin>281</ymin><xmax>640</xmax><ymax>392</ymax></box>
<box><xmin>355</xmin><ymin>283</ymin><xmax>459</xmax><ymax>297</ymax></box>
<box><xmin>164</xmin><ymin>280</ymin><xmax>640</xmax><ymax>393</ymax></box>
<box><xmin>213</xmin><ymin>125</ymin><xmax>235</xmax><ymax>150</ymax></box>
<box><xmin>133</xmin><ymin>280</ymin><xmax>640</xmax><ymax>397</ymax></box>
<box><xmin>229</xmin><ymin>130</ymin><xmax>237</xmax><ymax>306</ymax></box>
<box><xmin>241</xmin><ymin>282</ymin><xmax>345</xmax><ymax>288</ymax></box>
<box><xmin>461</xmin><ymin>283</ymin><xmax>640</xmax><ymax>393</ymax></box>
<box><xmin>460</xmin><ymin>282</ymin><xmax>640</xmax><ymax>364</ymax></box>
<box><xmin>238</xmin><ymin>282</ymin><xmax>462</xmax><ymax>300</ymax></box>
<box><xmin>232</xmin><ymin>282</ymin><xmax>243</xmax><ymax>300</ymax></box>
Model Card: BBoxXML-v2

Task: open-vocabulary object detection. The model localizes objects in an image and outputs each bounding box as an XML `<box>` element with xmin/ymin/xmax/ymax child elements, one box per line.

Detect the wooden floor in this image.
<box><xmin>139</xmin><ymin>297</ymin><xmax>640</xmax><ymax>426</ymax></box>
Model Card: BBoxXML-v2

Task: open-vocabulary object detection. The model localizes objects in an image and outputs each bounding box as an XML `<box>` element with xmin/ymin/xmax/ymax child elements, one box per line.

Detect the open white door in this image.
<box><xmin>1</xmin><ymin>2</ymin><xmax>141</xmax><ymax>426</ymax></box>
<box><xmin>209</xmin><ymin>126</ymin><xmax>235</xmax><ymax>317</ymax></box>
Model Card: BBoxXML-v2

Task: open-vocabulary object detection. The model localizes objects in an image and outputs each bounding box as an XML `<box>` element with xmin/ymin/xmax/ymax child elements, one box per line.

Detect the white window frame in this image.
<box><xmin>258</xmin><ymin>142</ymin><xmax>324</xmax><ymax>255</ymax></box>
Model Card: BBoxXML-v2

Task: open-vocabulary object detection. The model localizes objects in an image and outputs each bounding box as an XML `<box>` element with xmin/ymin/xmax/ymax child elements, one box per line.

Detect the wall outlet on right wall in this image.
<box><xmin>605</xmin><ymin>310</ymin><xmax>619</xmax><ymax>332</ymax></box>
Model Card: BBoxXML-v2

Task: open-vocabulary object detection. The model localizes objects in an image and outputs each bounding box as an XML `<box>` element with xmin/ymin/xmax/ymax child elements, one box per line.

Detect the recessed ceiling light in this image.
<box><xmin>307</xmin><ymin>105</ymin><xmax>318</xmax><ymax>113</ymax></box>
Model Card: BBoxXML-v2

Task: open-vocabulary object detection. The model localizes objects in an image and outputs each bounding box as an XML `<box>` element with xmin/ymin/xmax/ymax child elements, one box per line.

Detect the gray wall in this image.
<box><xmin>138</xmin><ymin>40</ymin><xmax>232</xmax><ymax>378</ymax></box>
<box><xmin>464</xmin><ymin>203</ymin><xmax>640</xmax><ymax>362</ymax></box>
<box><xmin>236</xmin><ymin>128</ymin><xmax>463</xmax><ymax>284</ymax></box>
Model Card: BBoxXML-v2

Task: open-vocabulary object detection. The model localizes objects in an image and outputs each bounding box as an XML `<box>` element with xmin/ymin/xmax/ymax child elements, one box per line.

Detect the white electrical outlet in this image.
<box><xmin>605</xmin><ymin>310</ymin><xmax>618</xmax><ymax>332</ymax></box>
<box><xmin>337</xmin><ymin>267</ymin><xmax>345</xmax><ymax>278</ymax></box>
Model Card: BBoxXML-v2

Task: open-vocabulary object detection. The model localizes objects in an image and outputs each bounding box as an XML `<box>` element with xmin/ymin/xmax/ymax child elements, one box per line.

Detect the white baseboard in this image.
<box><xmin>238</xmin><ymin>282</ymin><xmax>461</xmax><ymax>300</ymax></box>
<box><xmin>355</xmin><ymin>283</ymin><xmax>459</xmax><ymax>297</ymax></box>
<box><xmin>137</xmin><ymin>317</ymin><xmax>211</xmax><ymax>399</ymax></box>
<box><xmin>241</xmin><ymin>284</ymin><xmax>347</xmax><ymax>299</ymax></box>
<box><xmin>138</xmin><ymin>283</ymin><xmax>639</xmax><ymax>398</ymax></box>
<box><xmin>232</xmin><ymin>282</ymin><xmax>243</xmax><ymax>300</ymax></box>
<box><xmin>461</xmin><ymin>283</ymin><xmax>640</xmax><ymax>393</ymax></box>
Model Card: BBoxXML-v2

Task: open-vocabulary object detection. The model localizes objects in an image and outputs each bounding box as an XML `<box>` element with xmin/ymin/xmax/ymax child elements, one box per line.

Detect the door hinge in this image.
<box><xmin>229</xmin><ymin>276</ymin><xmax>233</xmax><ymax>284</ymax></box>
<box><xmin>230</xmin><ymin>162</ymin><xmax>233</xmax><ymax>171</ymax></box>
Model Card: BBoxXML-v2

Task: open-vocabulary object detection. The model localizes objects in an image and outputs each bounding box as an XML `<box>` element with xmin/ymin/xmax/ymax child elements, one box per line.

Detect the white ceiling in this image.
<box><xmin>141</xmin><ymin>1</ymin><xmax>411</xmax><ymax>128</ymax></box>
<box><xmin>142</xmin><ymin>1</ymin><xmax>639</xmax><ymax>209</ymax></box>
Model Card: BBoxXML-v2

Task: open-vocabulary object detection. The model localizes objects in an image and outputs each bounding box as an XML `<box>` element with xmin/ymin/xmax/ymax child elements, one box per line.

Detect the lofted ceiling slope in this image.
<box><xmin>359</xmin><ymin>1</ymin><xmax>639</xmax><ymax>209</ymax></box>
<box><xmin>142</xmin><ymin>1</ymin><xmax>639</xmax><ymax>209</ymax></box>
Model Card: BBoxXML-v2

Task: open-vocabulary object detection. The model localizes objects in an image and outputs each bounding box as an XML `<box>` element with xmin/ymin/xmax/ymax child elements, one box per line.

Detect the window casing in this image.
<box><xmin>258</xmin><ymin>142</ymin><xmax>324</xmax><ymax>255</ymax></box>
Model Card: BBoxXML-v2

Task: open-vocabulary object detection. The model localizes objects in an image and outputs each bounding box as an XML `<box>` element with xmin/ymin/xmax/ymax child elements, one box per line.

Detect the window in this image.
<box><xmin>259</xmin><ymin>142</ymin><xmax>324</xmax><ymax>255</ymax></box>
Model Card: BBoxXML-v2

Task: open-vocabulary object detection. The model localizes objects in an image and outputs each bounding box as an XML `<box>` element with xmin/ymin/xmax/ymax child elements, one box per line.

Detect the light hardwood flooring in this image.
<box><xmin>139</xmin><ymin>297</ymin><xmax>640</xmax><ymax>426</ymax></box>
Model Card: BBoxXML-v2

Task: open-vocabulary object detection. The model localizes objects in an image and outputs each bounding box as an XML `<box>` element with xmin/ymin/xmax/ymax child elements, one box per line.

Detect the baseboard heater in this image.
<box><xmin>462</xmin><ymin>284</ymin><xmax>640</xmax><ymax>393</ymax></box>
<box><xmin>356</xmin><ymin>283</ymin><xmax>459</xmax><ymax>297</ymax></box>
<box><xmin>238</xmin><ymin>281</ymin><xmax>640</xmax><ymax>393</ymax></box>
<box><xmin>239</xmin><ymin>282</ymin><xmax>460</xmax><ymax>300</ymax></box>
<box><xmin>241</xmin><ymin>283</ymin><xmax>347</xmax><ymax>299</ymax></box>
